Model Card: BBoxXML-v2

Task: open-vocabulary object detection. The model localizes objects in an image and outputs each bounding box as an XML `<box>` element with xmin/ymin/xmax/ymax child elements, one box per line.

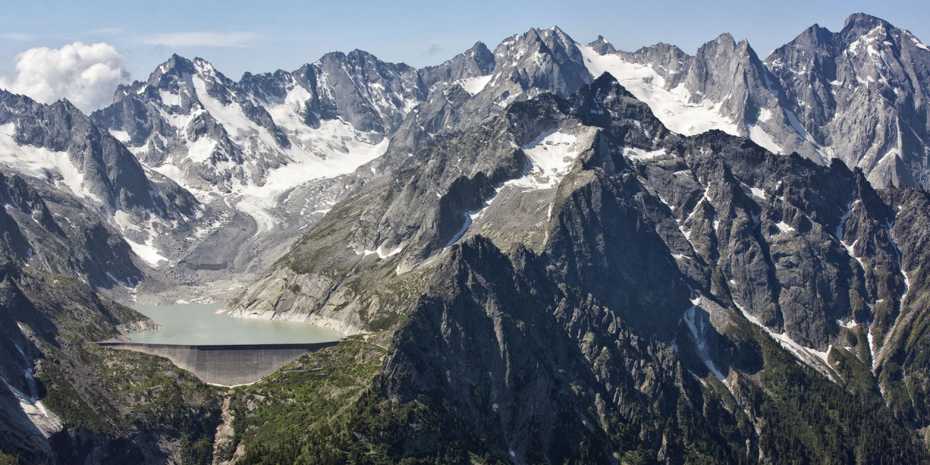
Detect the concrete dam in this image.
<box><xmin>97</xmin><ymin>341</ymin><xmax>339</xmax><ymax>386</ymax></box>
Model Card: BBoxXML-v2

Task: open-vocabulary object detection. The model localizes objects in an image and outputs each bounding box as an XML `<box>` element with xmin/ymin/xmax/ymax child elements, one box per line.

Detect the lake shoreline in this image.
<box><xmin>125</xmin><ymin>302</ymin><xmax>342</xmax><ymax>345</ymax></box>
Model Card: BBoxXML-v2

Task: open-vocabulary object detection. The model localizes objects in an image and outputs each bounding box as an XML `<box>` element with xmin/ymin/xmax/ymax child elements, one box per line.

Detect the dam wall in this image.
<box><xmin>97</xmin><ymin>341</ymin><xmax>339</xmax><ymax>386</ymax></box>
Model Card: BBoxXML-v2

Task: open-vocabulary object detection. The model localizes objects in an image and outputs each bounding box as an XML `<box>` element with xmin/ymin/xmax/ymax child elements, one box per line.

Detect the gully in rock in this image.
<box><xmin>1</xmin><ymin>6</ymin><xmax>929</xmax><ymax>465</ymax></box>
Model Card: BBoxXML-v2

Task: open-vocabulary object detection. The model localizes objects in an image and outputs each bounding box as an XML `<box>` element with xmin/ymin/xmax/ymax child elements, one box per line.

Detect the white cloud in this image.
<box><xmin>0</xmin><ymin>42</ymin><xmax>130</xmax><ymax>112</ymax></box>
<box><xmin>142</xmin><ymin>32</ymin><xmax>259</xmax><ymax>48</ymax></box>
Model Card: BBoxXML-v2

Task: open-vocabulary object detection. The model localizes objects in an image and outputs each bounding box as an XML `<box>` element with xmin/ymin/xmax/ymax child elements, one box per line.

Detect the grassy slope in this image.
<box><xmin>5</xmin><ymin>273</ymin><xmax>221</xmax><ymax>464</ymax></box>
<box><xmin>227</xmin><ymin>336</ymin><xmax>387</xmax><ymax>465</ymax></box>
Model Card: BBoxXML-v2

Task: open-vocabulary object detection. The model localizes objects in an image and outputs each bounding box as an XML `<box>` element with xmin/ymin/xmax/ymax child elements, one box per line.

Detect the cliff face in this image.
<box><xmin>0</xmin><ymin>267</ymin><xmax>220</xmax><ymax>464</ymax></box>
<box><xmin>5</xmin><ymin>15</ymin><xmax>930</xmax><ymax>464</ymax></box>
<box><xmin>219</xmin><ymin>75</ymin><xmax>930</xmax><ymax>464</ymax></box>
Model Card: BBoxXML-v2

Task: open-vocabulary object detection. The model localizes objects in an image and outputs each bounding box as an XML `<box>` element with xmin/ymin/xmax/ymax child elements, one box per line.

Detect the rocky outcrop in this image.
<box><xmin>0</xmin><ymin>90</ymin><xmax>197</xmax><ymax>218</ymax></box>
<box><xmin>233</xmin><ymin>72</ymin><xmax>930</xmax><ymax>456</ymax></box>
<box><xmin>767</xmin><ymin>13</ymin><xmax>930</xmax><ymax>189</ymax></box>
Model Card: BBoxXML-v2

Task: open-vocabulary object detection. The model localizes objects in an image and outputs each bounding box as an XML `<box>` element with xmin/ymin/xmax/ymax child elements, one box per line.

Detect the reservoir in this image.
<box><xmin>126</xmin><ymin>302</ymin><xmax>342</xmax><ymax>345</ymax></box>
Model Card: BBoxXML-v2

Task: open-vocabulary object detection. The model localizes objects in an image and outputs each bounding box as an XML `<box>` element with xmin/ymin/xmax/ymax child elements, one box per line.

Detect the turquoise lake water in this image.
<box><xmin>126</xmin><ymin>302</ymin><xmax>342</xmax><ymax>345</ymax></box>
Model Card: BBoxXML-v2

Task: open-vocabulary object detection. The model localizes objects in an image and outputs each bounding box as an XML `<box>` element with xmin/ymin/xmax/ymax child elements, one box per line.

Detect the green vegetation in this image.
<box><xmin>747</xmin><ymin>324</ymin><xmax>928</xmax><ymax>465</ymax></box>
<box><xmin>881</xmin><ymin>284</ymin><xmax>930</xmax><ymax>428</ymax></box>
<box><xmin>35</xmin><ymin>343</ymin><xmax>221</xmax><ymax>464</ymax></box>
<box><xmin>228</xmin><ymin>336</ymin><xmax>387</xmax><ymax>465</ymax></box>
<box><xmin>7</xmin><ymin>272</ymin><xmax>221</xmax><ymax>464</ymax></box>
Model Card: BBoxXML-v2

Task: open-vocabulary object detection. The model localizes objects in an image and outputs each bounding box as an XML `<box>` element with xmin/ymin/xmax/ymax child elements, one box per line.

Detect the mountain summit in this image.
<box><xmin>3</xmin><ymin>12</ymin><xmax>930</xmax><ymax>465</ymax></box>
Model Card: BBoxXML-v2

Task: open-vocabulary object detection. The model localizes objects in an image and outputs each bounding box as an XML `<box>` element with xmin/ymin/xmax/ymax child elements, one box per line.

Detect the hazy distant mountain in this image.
<box><xmin>586</xmin><ymin>13</ymin><xmax>930</xmax><ymax>190</ymax></box>
<box><xmin>4</xmin><ymin>11</ymin><xmax>930</xmax><ymax>465</ymax></box>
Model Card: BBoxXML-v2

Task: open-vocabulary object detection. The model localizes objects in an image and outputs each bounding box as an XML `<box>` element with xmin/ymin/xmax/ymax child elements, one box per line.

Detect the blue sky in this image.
<box><xmin>2</xmin><ymin>0</ymin><xmax>929</xmax><ymax>83</ymax></box>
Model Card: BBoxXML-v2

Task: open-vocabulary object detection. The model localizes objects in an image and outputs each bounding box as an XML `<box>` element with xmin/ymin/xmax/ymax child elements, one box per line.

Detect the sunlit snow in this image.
<box><xmin>0</xmin><ymin>123</ymin><xmax>100</xmax><ymax>202</ymax></box>
<box><xmin>508</xmin><ymin>126</ymin><xmax>598</xmax><ymax>189</ymax></box>
<box><xmin>579</xmin><ymin>45</ymin><xmax>741</xmax><ymax>137</ymax></box>
<box><xmin>458</xmin><ymin>75</ymin><xmax>493</xmax><ymax>95</ymax></box>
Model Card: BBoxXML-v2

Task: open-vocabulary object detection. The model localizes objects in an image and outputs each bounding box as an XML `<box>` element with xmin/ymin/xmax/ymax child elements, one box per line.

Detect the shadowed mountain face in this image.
<box><xmin>224</xmin><ymin>74</ymin><xmax>930</xmax><ymax>463</ymax></box>
<box><xmin>3</xmin><ymin>12</ymin><xmax>930</xmax><ymax>465</ymax></box>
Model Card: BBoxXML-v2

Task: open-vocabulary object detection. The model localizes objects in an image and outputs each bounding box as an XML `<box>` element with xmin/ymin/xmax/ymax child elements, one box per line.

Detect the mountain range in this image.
<box><xmin>1</xmin><ymin>11</ymin><xmax>930</xmax><ymax>465</ymax></box>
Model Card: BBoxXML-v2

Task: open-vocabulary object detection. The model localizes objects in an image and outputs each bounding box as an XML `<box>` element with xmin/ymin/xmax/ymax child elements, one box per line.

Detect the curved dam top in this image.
<box><xmin>100</xmin><ymin>302</ymin><xmax>343</xmax><ymax>386</ymax></box>
<box><xmin>98</xmin><ymin>341</ymin><xmax>339</xmax><ymax>386</ymax></box>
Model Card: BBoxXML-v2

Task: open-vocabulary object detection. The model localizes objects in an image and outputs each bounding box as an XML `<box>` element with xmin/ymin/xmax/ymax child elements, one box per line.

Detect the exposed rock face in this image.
<box><xmin>376</xmin><ymin>237</ymin><xmax>729</xmax><ymax>464</ymax></box>
<box><xmin>586</xmin><ymin>13</ymin><xmax>930</xmax><ymax>190</ymax></box>
<box><xmin>0</xmin><ymin>90</ymin><xmax>197</xmax><ymax>219</ymax></box>
<box><xmin>417</xmin><ymin>42</ymin><xmax>496</xmax><ymax>91</ymax></box>
<box><xmin>0</xmin><ymin>172</ymin><xmax>141</xmax><ymax>288</ymax></box>
<box><xmin>231</xmin><ymin>73</ymin><xmax>930</xmax><ymax>461</ymax></box>
<box><xmin>70</xmin><ymin>14</ymin><xmax>930</xmax><ymax>282</ymax></box>
<box><xmin>5</xmin><ymin>13</ymin><xmax>930</xmax><ymax>464</ymax></box>
<box><xmin>0</xmin><ymin>76</ymin><xmax>228</xmax><ymax>465</ymax></box>
<box><xmin>0</xmin><ymin>271</ymin><xmax>220</xmax><ymax>465</ymax></box>
<box><xmin>362</xmin><ymin>235</ymin><xmax>924</xmax><ymax>464</ymax></box>
<box><xmin>82</xmin><ymin>15</ymin><xmax>930</xmax><ymax>287</ymax></box>
<box><xmin>92</xmin><ymin>51</ymin><xmax>419</xmax><ymax>195</ymax></box>
<box><xmin>767</xmin><ymin>13</ymin><xmax>930</xmax><ymax>189</ymax></box>
<box><xmin>0</xmin><ymin>89</ymin><xmax>203</xmax><ymax>275</ymax></box>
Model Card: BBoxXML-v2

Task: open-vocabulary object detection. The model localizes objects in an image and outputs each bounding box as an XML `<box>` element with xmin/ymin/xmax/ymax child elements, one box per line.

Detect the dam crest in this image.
<box><xmin>98</xmin><ymin>341</ymin><xmax>339</xmax><ymax>386</ymax></box>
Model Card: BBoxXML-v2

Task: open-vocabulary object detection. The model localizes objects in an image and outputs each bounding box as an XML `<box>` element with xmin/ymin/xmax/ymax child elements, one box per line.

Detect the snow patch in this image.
<box><xmin>186</xmin><ymin>137</ymin><xmax>218</xmax><ymax>163</ymax></box>
<box><xmin>125</xmin><ymin>237</ymin><xmax>168</xmax><ymax>268</ymax></box>
<box><xmin>0</xmin><ymin>123</ymin><xmax>100</xmax><ymax>202</ymax></box>
<box><xmin>579</xmin><ymin>45</ymin><xmax>741</xmax><ymax>137</ymax></box>
<box><xmin>109</xmin><ymin>129</ymin><xmax>131</xmax><ymax>143</ymax></box>
<box><xmin>159</xmin><ymin>89</ymin><xmax>181</xmax><ymax>107</ymax></box>
<box><xmin>458</xmin><ymin>75</ymin><xmax>493</xmax><ymax>95</ymax></box>
<box><xmin>193</xmin><ymin>75</ymin><xmax>280</xmax><ymax>150</ymax></box>
<box><xmin>113</xmin><ymin>210</ymin><xmax>142</xmax><ymax>234</ymax></box>
<box><xmin>775</xmin><ymin>221</ymin><xmax>795</xmax><ymax>234</ymax></box>
<box><xmin>683</xmin><ymin>298</ymin><xmax>726</xmax><ymax>380</ymax></box>
<box><xmin>2</xmin><ymin>372</ymin><xmax>62</xmax><ymax>438</ymax></box>
<box><xmin>732</xmin><ymin>299</ymin><xmax>836</xmax><ymax>381</ymax></box>
<box><xmin>623</xmin><ymin>147</ymin><xmax>667</xmax><ymax>161</ymax></box>
<box><xmin>509</xmin><ymin>126</ymin><xmax>597</xmax><ymax>189</ymax></box>
<box><xmin>748</xmin><ymin>124</ymin><xmax>783</xmax><ymax>154</ymax></box>
<box><xmin>266</xmin><ymin>84</ymin><xmax>313</xmax><ymax>144</ymax></box>
<box><xmin>911</xmin><ymin>35</ymin><xmax>930</xmax><ymax>52</ymax></box>
<box><xmin>353</xmin><ymin>242</ymin><xmax>405</xmax><ymax>260</ymax></box>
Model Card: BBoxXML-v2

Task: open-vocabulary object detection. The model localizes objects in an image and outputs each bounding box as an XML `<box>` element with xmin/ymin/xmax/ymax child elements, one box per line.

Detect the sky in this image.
<box><xmin>1</xmin><ymin>0</ymin><xmax>928</xmax><ymax>111</ymax></box>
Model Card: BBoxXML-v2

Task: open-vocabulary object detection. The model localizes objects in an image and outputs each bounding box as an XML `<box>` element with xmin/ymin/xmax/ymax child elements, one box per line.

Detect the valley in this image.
<box><xmin>1</xmin><ymin>10</ymin><xmax>930</xmax><ymax>465</ymax></box>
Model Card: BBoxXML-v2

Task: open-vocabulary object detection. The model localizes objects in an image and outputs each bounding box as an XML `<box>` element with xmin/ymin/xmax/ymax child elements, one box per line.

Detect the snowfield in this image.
<box><xmin>579</xmin><ymin>45</ymin><xmax>741</xmax><ymax>137</ymax></box>
<box><xmin>0</xmin><ymin>123</ymin><xmax>100</xmax><ymax>202</ymax></box>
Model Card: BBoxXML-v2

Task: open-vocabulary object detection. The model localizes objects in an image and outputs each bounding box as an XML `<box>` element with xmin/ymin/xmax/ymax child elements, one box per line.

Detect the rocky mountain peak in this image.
<box><xmin>154</xmin><ymin>53</ymin><xmax>195</xmax><ymax>77</ymax></box>
<box><xmin>709</xmin><ymin>32</ymin><xmax>738</xmax><ymax>50</ymax></box>
<box><xmin>464</xmin><ymin>41</ymin><xmax>494</xmax><ymax>60</ymax></box>
<box><xmin>843</xmin><ymin>12</ymin><xmax>894</xmax><ymax>35</ymax></box>
<box><xmin>345</xmin><ymin>48</ymin><xmax>391</xmax><ymax>66</ymax></box>
<box><xmin>496</xmin><ymin>26</ymin><xmax>576</xmax><ymax>60</ymax></box>
<box><xmin>576</xmin><ymin>72</ymin><xmax>636</xmax><ymax>105</ymax></box>
<box><xmin>537</xmin><ymin>25</ymin><xmax>577</xmax><ymax>54</ymax></box>
<box><xmin>588</xmin><ymin>34</ymin><xmax>616</xmax><ymax>54</ymax></box>
<box><xmin>769</xmin><ymin>24</ymin><xmax>835</xmax><ymax>62</ymax></box>
<box><xmin>419</xmin><ymin>41</ymin><xmax>496</xmax><ymax>90</ymax></box>
<box><xmin>139</xmin><ymin>54</ymin><xmax>200</xmax><ymax>95</ymax></box>
<box><xmin>489</xmin><ymin>25</ymin><xmax>590</xmax><ymax>98</ymax></box>
<box><xmin>684</xmin><ymin>32</ymin><xmax>772</xmax><ymax>110</ymax></box>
